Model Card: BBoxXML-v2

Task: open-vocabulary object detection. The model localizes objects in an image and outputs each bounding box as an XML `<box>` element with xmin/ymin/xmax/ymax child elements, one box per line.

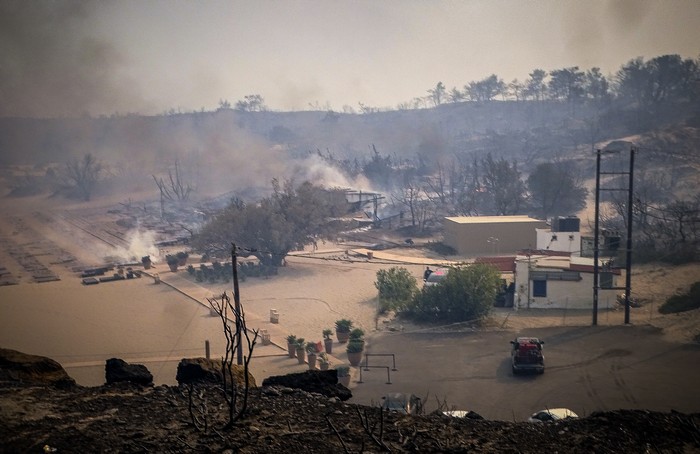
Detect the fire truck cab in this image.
<box><xmin>510</xmin><ymin>337</ymin><xmax>545</xmax><ymax>375</ymax></box>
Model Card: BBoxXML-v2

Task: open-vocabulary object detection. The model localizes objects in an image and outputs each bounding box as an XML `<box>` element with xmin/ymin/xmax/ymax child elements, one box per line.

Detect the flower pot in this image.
<box><xmin>307</xmin><ymin>353</ymin><xmax>317</xmax><ymax>370</ymax></box>
<box><xmin>320</xmin><ymin>362</ymin><xmax>329</xmax><ymax>371</ymax></box>
<box><xmin>347</xmin><ymin>351</ymin><xmax>363</xmax><ymax>367</ymax></box>
<box><xmin>287</xmin><ymin>343</ymin><xmax>296</xmax><ymax>358</ymax></box>
<box><xmin>168</xmin><ymin>263</ymin><xmax>178</xmax><ymax>272</ymax></box>
<box><xmin>336</xmin><ymin>330</ymin><xmax>350</xmax><ymax>343</ymax></box>
<box><xmin>324</xmin><ymin>338</ymin><xmax>333</xmax><ymax>354</ymax></box>
<box><xmin>296</xmin><ymin>348</ymin><xmax>306</xmax><ymax>364</ymax></box>
<box><xmin>338</xmin><ymin>375</ymin><xmax>350</xmax><ymax>387</ymax></box>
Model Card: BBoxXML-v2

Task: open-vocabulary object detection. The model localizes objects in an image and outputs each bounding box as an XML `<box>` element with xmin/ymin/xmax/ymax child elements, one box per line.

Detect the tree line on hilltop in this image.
<box><xmin>222</xmin><ymin>54</ymin><xmax>698</xmax><ymax>121</ymax></box>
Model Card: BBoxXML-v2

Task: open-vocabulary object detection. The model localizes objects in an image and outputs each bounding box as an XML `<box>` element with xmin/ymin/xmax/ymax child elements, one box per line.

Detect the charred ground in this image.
<box><xmin>2</xmin><ymin>379</ymin><xmax>699</xmax><ymax>453</ymax></box>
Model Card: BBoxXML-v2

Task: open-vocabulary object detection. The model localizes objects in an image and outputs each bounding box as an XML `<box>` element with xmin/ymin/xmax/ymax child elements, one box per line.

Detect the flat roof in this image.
<box><xmin>445</xmin><ymin>215</ymin><xmax>544</xmax><ymax>224</ymax></box>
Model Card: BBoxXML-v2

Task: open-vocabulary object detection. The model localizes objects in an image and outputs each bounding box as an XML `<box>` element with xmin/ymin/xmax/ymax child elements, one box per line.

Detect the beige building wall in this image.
<box><xmin>444</xmin><ymin>216</ymin><xmax>548</xmax><ymax>256</ymax></box>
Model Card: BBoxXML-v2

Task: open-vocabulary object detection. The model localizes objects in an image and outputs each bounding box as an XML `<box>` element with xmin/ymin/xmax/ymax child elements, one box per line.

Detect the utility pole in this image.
<box><xmin>593</xmin><ymin>142</ymin><xmax>636</xmax><ymax>326</ymax></box>
<box><xmin>623</xmin><ymin>148</ymin><xmax>636</xmax><ymax>324</ymax></box>
<box><xmin>593</xmin><ymin>150</ymin><xmax>601</xmax><ymax>326</ymax></box>
<box><xmin>231</xmin><ymin>243</ymin><xmax>243</xmax><ymax>365</ymax></box>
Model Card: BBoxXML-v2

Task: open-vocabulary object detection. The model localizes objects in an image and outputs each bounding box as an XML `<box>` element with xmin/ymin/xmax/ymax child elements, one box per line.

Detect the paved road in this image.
<box><xmin>347</xmin><ymin>324</ymin><xmax>700</xmax><ymax>421</ymax></box>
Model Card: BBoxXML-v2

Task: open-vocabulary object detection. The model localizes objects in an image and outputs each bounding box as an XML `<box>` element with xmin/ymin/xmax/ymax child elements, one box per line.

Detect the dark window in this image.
<box><xmin>533</xmin><ymin>280</ymin><xmax>547</xmax><ymax>297</ymax></box>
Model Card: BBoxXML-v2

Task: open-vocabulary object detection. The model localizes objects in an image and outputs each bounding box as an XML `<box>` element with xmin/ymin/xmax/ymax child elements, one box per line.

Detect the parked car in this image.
<box><xmin>442</xmin><ymin>410</ymin><xmax>484</xmax><ymax>420</ymax></box>
<box><xmin>510</xmin><ymin>337</ymin><xmax>545</xmax><ymax>375</ymax></box>
<box><xmin>381</xmin><ymin>393</ymin><xmax>423</xmax><ymax>415</ymax></box>
<box><xmin>528</xmin><ymin>408</ymin><xmax>578</xmax><ymax>422</ymax></box>
<box><xmin>423</xmin><ymin>268</ymin><xmax>449</xmax><ymax>287</ymax></box>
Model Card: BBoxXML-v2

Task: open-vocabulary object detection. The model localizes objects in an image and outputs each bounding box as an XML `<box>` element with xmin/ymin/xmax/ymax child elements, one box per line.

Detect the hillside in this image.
<box><xmin>2</xmin><ymin>370</ymin><xmax>699</xmax><ymax>453</ymax></box>
<box><xmin>1</xmin><ymin>101</ymin><xmax>698</xmax><ymax>204</ymax></box>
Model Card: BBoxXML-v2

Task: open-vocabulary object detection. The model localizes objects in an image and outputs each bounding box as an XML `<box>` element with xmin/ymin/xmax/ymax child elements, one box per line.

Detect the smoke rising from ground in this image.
<box><xmin>77</xmin><ymin>227</ymin><xmax>160</xmax><ymax>265</ymax></box>
<box><xmin>121</xmin><ymin>229</ymin><xmax>160</xmax><ymax>264</ymax></box>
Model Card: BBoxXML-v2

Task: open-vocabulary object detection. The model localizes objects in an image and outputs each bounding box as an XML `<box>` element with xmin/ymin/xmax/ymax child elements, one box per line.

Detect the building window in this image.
<box><xmin>533</xmin><ymin>280</ymin><xmax>547</xmax><ymax>297</ymax></box>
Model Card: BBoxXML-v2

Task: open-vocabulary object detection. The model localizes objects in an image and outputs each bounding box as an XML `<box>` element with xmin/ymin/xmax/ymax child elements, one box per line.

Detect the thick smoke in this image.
<box><xmin>0</xmin><ymin>1</ymin><xmax>146</xmax><ymax>118</ymax></box>
<box><xmin>292</xmin><ymin>154</ymin><xmax>374</xmax><ymax>192</ymax></box>
<box><xmin>121</xmin><ymin>229</ymin><xmax>160</xmax><ymax>264</ymax></box>
<box><xmin>84</xmin><ymin>227</ymin><xmax>160</xmax><ymax>265</ymax></box>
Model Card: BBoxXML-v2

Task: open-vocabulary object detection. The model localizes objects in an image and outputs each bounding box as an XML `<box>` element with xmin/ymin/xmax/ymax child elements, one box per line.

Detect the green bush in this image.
<box><xmin>335</xmin><ymin>319</ymin><xmax>353</xmax><ymax>333</ymax></box>
<box><xmin>404</xmin><ymin>263</ymin><xmax>501</xmax><ymax>324</ymax></box>
<box><xmin>374</xmin><ymin>266</ymin><xmax>418</xmax><ymax>312</ymax></box>
<box><xmin>659</xmin><ymin>281</ymin><xmax>700</xmax><ymax>314</ymax></box>
<box><xmin>305</xmin><ymin>341</ymin><xmax>319</xmax><ymax>354</ymax></box>
<box><xmin>349</xmin><ymin>328</ymin><xmax>365</xmax><ymax>341</ymax></box>
<box><xmin>346</xmin><ymin>339</ymin><xmax>365</xmax><ymax>353</ymax></box>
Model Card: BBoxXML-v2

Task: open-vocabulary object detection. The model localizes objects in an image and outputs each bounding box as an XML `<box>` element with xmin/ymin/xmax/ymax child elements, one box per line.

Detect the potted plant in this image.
<box><xmin>176</xmin><ymin>251</ymin><xmax>189</xmax><ymax>266</ymax></box>
<box><xmin>286</xmin><ymin>335</ymin><xmax>297</xmax><ymax>358</ymax></box>
<box><xmin>306</xmin><ymin>341</ymin><xmax>318</xmax><ymax>370</ymax></box>
<box><xmin>336</xmin><ymin>365</ymin><xmax>351</xmax><ymax>387</ymax></box>
<box><xmin>335</xmin><ymin>319</ymin><xmax>353</xmax><ymax>343</ymax></box>
<box><xmin>318</xmin><ymin>352</ymin><xmax>331</xmax><ymax>371</ymax></box>
<box><xmin>323</xmin><ymin>328</ymin><xmax>334</xmax><ymax>354</ymax></box>
<box><xmin>346</xmin><ymin>338</ymin><xmax>365</xmax><ymax>367</ymax></box>
<box><xmin>141</xmin><ymin>256</ymin><xmax>151</xmax><ymax>270</ymax></box>
<box><xmin>165</xmin><ymin>254</ymin><xmax>179</xmax><ymax>272</ymax></box>
<box><xmin>349</xmin><ymin>328</ymin><xmax>365</xmax><ymax>342</ymax></box>
<box><xmin>295</xmin><ymin>338</ymin><xmax>306</xmax><ymax>364</ymax></box>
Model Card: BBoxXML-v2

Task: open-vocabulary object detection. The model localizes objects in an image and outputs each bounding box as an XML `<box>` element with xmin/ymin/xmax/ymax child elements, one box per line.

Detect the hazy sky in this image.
<box><xmin>1</xmin><ymin>0</ymin><xmax>698</xmax><ymax>117</ymax></box>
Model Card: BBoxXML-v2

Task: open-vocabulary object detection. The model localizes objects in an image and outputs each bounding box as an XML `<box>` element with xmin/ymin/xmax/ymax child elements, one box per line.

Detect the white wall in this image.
<box><xmin>536</xmin><ymin>229</ymin><xmax>581</xmax><ymax>255</ymax></box>
<box><xmin>514</xmin><ymin>258</ymin><xmax>618</xmax><ymax>310</ymax></box>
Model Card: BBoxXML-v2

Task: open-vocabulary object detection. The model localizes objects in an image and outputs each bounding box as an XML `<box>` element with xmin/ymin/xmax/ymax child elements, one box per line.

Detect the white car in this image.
<box><xmin>423</xmin><ymin>268</ymin><xmax>449</xmax><ymax>287</ymax></box>
<box><xmin>528</xmin><ymin>408</ymin><xmax>578</xmax><ymax>422</ymax></box>
<box><xmin>443</xmin><ymin>410</ymin><xmax>484</xmax><ymax>420</ymax></box>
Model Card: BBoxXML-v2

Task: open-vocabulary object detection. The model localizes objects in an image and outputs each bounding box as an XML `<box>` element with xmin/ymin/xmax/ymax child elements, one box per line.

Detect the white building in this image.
<box><xmin>536</xmin><ymin>229</ymin><xmax>581</xmax><ymax>255</ymax></box>
<box><xmin>536</xmin><ymin>216</ymin><xmax>582</xmax><ymax>256</ymax></box>
<box><xmin>513</xmin><ymin>253</ymin><xmax>620</xmax><ymax>310</ymax></box>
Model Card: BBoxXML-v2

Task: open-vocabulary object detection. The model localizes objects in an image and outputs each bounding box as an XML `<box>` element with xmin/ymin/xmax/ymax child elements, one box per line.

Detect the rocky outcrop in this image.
<box><xmin>262</xmin><ymin>369</ymin><xmax>352</xmax><ymax>401</ymax></box>
<box><xmin>105</xmin><ymin>358</ymin><xmax>153</xmax><ymax>386</ymax></box>
<box><xmin>0</xmin><ymin>348</ymin><xmax>75</xmax><ymax>388</ymax></box>
<box><xmin>176</xmin><ymin>357</ymin><xmax>257</xmax><ymax>388</ymax></box>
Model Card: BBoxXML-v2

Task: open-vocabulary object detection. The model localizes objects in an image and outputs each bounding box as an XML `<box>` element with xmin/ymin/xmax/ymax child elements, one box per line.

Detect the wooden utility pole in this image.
<box><xmin>231</xmin><ymin>243</ymin><xmax>243</xmax><ymax>365</ymax></box>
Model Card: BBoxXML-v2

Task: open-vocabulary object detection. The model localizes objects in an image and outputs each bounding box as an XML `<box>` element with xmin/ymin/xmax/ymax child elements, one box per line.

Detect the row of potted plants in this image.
<box><xmin>286</xmin><ymin>319</ymin><xmax>367</xmax><ymax>370</ymax></box>
<box><xmin>285</xmin><ymin>336</ymin><xmax>332</xmax><ymax>369</ymax></box>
